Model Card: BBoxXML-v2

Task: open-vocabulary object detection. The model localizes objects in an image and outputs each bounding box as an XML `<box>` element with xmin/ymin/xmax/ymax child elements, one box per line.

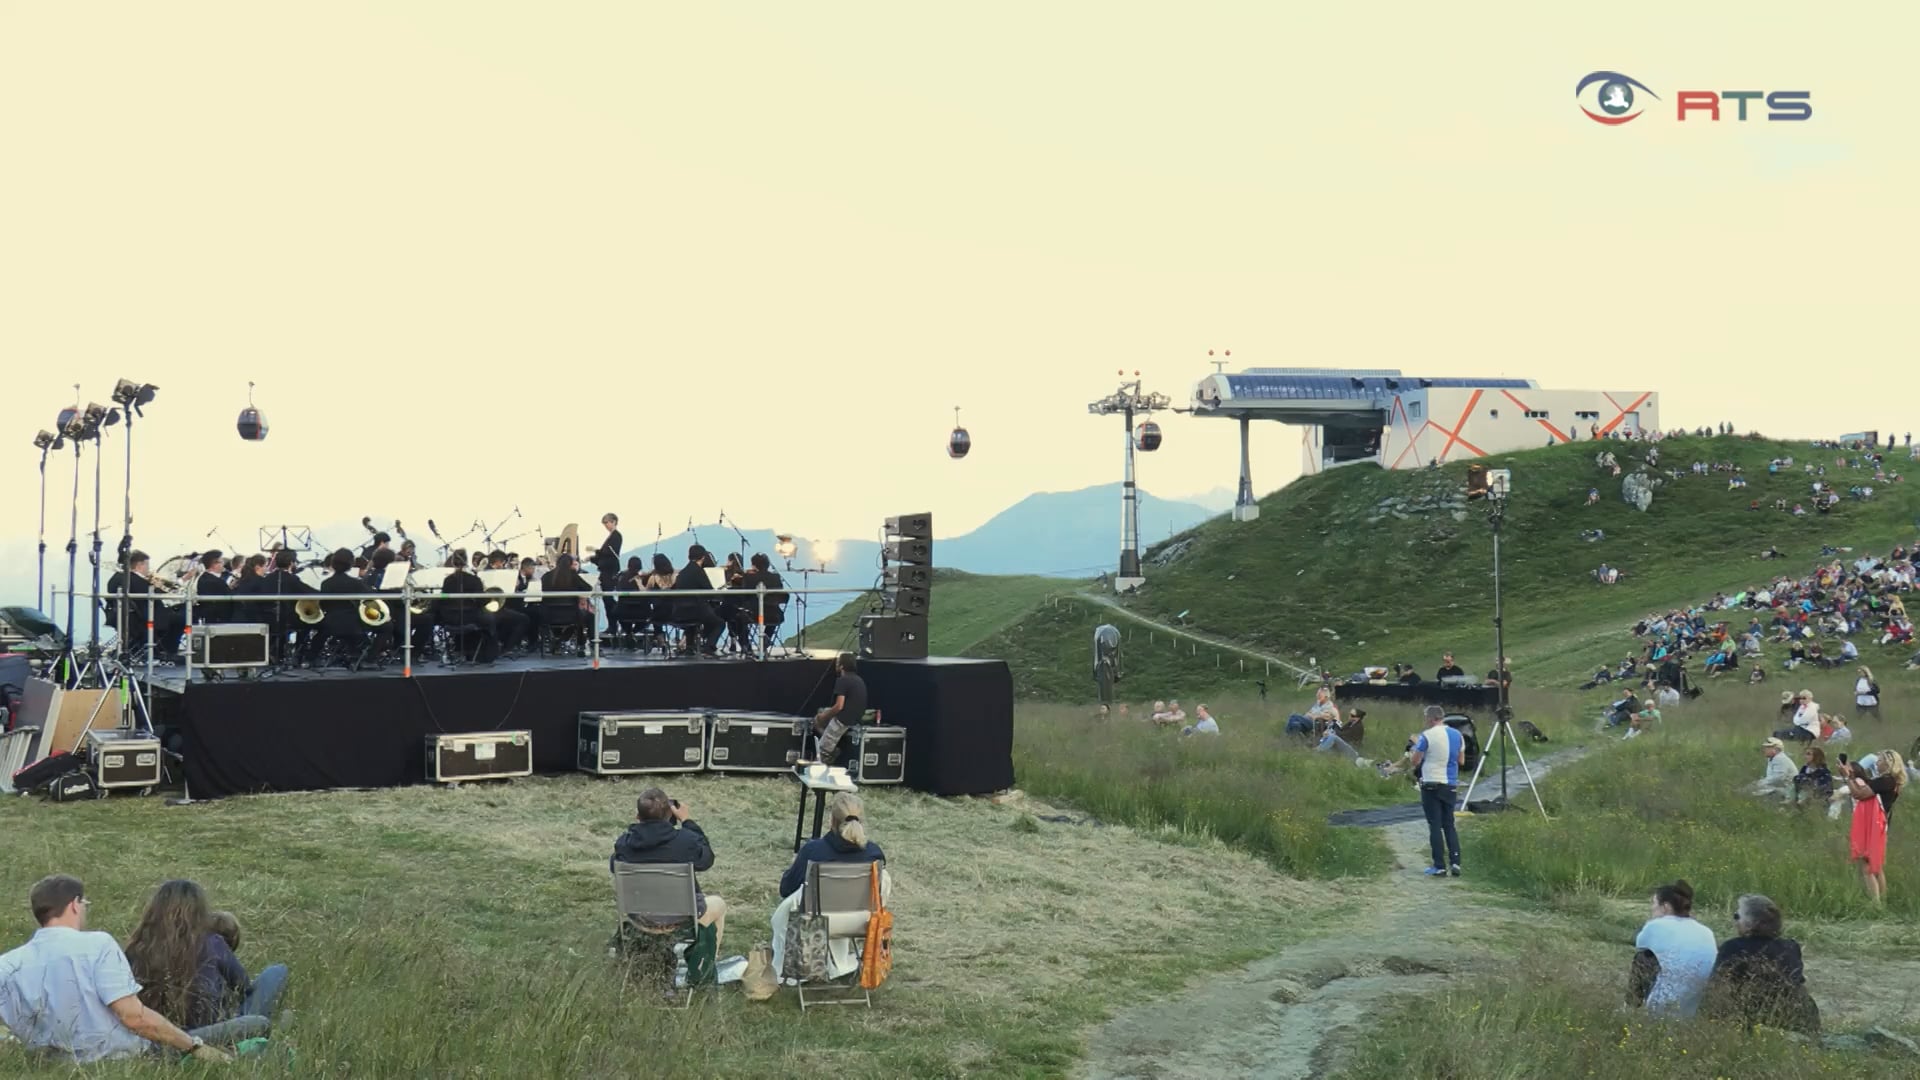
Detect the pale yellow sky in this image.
<box><xmin>1</xmin><ymin>2</ymin><xmax>1910</xmax><ymax>585</ymax></box>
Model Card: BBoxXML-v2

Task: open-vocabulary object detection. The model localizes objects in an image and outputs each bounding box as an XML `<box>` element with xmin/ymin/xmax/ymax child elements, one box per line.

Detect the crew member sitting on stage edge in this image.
<box><xmin>813</xmin><ymin>653</ymin><xmax>868</xmax><ymax>762</ymax></box>
<box><xmin>610</xmin><ymin>788</ymin><xmax>727</xmax><ymax>952</ymax></box>
<box><xmin>194</xmin><ymin>552</ymin><xmax>231</xmax><ymax>624</ymax></box>
<box><xmin>106</xmin><ymin>551</ymin><xmax>185</xmax><ymax>661</ymax></box>
<box><xmin>671</xmin><ymin>545</ymin><xmax>725</xmax><ymax>656</ymax></box>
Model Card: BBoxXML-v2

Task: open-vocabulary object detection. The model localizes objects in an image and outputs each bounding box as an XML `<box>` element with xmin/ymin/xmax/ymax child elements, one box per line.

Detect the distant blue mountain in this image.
<box><xmin>932</xmin><ymin>484</ymin><xmax>1218</xmax><ymax>576</ymax></box>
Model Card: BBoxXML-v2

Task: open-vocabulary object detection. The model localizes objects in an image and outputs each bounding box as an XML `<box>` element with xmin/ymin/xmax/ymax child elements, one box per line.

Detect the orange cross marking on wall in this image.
<box><xmin>1437</xmin><ymin>389</ymin><xmax>1487</xmax><ymax>461</ymax></box>
<box><xmin>1600</xmin><ymin>392</ymin><xmax>1651</xmax><ymax>436</ymax></box>
<box><xmin>1499</xmin><ymin>389</ymin><xmax>1570</xmax><ymax>443</ymax></box>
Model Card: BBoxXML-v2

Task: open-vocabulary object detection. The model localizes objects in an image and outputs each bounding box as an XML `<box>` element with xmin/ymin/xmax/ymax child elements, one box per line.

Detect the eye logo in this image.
<box><xmin>1576</xmin><ymin>71</ymin><xmax>1658</xmax><ymax>125</ymax></box>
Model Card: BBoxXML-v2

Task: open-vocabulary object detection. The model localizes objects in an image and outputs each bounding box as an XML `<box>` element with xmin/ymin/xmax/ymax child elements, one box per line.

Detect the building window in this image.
<box><xmin>1575</xmin><ymin>410</ymin><xmax>1599</xmax><ymax>420</ymax></box>
<box><xmin>1408</xmin><ymin>402</ymin><xmax>1422</xmax><ymax>419</ymax></box>
<box><xmin>1524</xmin><ymin>409</ymin><xmax>1549</xmax><ymax>419</ymax></box>
<box><xmin>1489</xmin><ymin>409</ymin><xmax>1500</xmax><ymax>419</ymax></box>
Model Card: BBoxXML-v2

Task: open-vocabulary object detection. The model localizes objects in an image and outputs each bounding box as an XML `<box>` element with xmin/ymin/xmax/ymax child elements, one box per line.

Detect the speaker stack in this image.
<box><xmin>859</xmin><ymin>512</ymin><xmax>930</xmax><ymax>659</ymax></box>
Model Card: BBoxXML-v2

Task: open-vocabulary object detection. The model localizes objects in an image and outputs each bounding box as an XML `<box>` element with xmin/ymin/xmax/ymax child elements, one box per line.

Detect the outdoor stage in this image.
<box><xmin>145</xmin><ymin>652</ymin><xmax>1014</xmax><ymax>800</ymax></box>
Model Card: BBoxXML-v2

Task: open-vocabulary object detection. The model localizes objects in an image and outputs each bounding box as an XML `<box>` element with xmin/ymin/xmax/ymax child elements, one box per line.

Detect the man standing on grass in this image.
<box><xmin>1409</xmin><ymin>706</ymin><xmax>1464</xmax><ymax>878</ymax></box>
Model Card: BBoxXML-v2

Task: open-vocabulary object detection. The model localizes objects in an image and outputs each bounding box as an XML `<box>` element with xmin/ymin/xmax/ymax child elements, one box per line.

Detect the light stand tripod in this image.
<box><xmin>33</xmin><ymin>433</ymin><xmax>55</xmax><ymax>613</ymax></box>
<box><xmin>55</xmin><ymin>438</ymin><xmax>83</xmax><ymax>685</ymax></box>
<box><xmin>1459</xmin><ymin>476</ymin><xmax>1547</xmax><ymax>817</ymax></box>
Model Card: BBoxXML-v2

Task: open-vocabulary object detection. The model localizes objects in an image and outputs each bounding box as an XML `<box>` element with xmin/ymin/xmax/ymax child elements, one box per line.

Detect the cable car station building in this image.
<box><xmin>1190</xmin><ymin>367</ymin><xmax>1658</xmax><ymax>521</ymax></box>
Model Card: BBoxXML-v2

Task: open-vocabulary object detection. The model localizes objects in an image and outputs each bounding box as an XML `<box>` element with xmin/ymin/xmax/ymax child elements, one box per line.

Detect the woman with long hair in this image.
<box><xmin>1854</xmin><ymin>666</ymin><xmax>1881</xmax><ymax>721</ymax></box>
<box><xmin>124</xmin><ymin>880</ymin><xmax>289</xmax><ymax>1032</ymax></box>
<box><xmin>1842</xmin><ymin>750</ymin><xmax>1906</xmax><ymax>905</ymax></box>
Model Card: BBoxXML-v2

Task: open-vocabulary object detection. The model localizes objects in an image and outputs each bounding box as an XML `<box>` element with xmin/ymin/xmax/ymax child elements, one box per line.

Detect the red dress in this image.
<box><xmin>1850</xmin><ymin>794</ymin><xmax>1889</xmax><ymax>874</ymax></box>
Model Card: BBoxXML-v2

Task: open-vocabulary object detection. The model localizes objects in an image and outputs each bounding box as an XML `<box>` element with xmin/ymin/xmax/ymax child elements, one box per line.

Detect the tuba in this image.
<box><xmin>483</xmin><ymin>587</ymin><xmax>505</xmax><ymax>614</ymax></box>
<box><xmin>359</xmin><ymin>597</ymin><xmax>392</xmax><ymax>627</ymax></box>
<box><xmin>294</xmin><ymin>598</ymin><xmax>325</xmax><ymax>625</ymax></box>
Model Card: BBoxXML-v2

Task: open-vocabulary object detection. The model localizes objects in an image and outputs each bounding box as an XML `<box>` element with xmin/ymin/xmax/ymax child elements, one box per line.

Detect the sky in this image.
<box><xmin>2</xmin><ymin>2</ymin><xmax>1912</xmax><ymax>613</ymax></box>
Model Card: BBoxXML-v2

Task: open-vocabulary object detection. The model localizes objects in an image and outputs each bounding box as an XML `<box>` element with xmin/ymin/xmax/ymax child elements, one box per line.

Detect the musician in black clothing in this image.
<box><xmin>612</xmin><ymin>556</ymin><xmax>651</xmax><ymax>646</ymax></box>
<box><xmin>105</xmin><ymin>551</ymin><xmax>184</xmax><ymax>659</ymax></box>
<box><xmin>1434</xmin><ymin>652</ymin><xmax>1467</xmax><ymax>682</ymax></box>
<box><xmin>539</xmin><ymin>552</ymin><xmax>594</xmax><ymax>650</ymax></box>
<box><xmin>509</xmin><ymin>556</ymin><xmax>540</xmax><ymax>636</ymax></box>
<box><xmin>671</xmin><ymin>544</ymin><xmax>725</xmax><ymax>656</ymax></box>
<box><xmin>726</xmin><ymin>553</ymin><xmax>787</xmax><ymax>652</ymax></box>
<box><xmin>195</xmin><ymin>551</ymin><xmax>232</xmax><ymax>625</ymax></box>
<box><xmin>319</xmin><ymin>548</ymin><xmax>396</xmax><ymax>662</ymax></box>
<box><xmin>591</xmin><ymin>514</ymin><xmax>623</xmax><ymax>626</ymax></box>
<box><xmin>439</xmin><ymin>551</ymin><xmax>527</xmax><ymax>662</ymax></box>
<box><xmin>256</xmin><ymin>549</ymin><xmax>317</xmax><ymax>663</ymax></box>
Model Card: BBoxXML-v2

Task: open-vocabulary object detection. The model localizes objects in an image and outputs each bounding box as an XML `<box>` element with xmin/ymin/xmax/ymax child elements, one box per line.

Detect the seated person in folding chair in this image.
<box><xmin>727</xmin><ymin>553</ymin><xmax>788</xmax><ymax>653</ymax></box>
<box><xmin>611</xmin><ymin>557</ymin><xmax>652</xmax><ymax>649</ymax></box>
<box><xmin>255</xmin><ymin>550</ymin><xmax>315</xmax><ymax>664</ymax></box>
<box><xmin>539</xmin><ymin>553</ymin><xmax>593</xmax><ymax>652</ymax></box>
<box><xmin>509</xmin><ymin>556</ymin><xmax>541</xmax><ymax>642</ymax></box>
<box><xmin>771</xmin><ymin>792</ymin><xmax>889</xmax><ymax>982</ymax></box>
<box><xmin>670</xmin><ymin>545</ymin><xmax>725</xmax><ymax>656</ymax></box>
<box><xmin>609</xmin><ymin>787</ymin><xmax>726</xmax><ymax>952</ymax></box>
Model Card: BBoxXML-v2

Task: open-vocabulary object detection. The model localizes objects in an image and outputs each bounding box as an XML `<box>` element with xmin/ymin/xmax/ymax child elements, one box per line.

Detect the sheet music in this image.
<box><xmin>409</xmin><ymin>567</ymin><xmax>453</xmax><ymax>592</ymax></box>
<box><xmin>296</xmin><ymin>568</ymin><xmax>325</xmax><ymax>589</ymax></box>
<box><xmin>379</xmin><ymin>564</ymin><xmax>413</xmax><ymax>590</ymax></box>
<box><xmin>478</xmin><ymin>569</ymin><xmax>519</xmax><ymax>591</ymax></box>
<box><xmin>704</xmin><ymin>568</ymin><xmax>728</xmax><ymax>589</ymax></box>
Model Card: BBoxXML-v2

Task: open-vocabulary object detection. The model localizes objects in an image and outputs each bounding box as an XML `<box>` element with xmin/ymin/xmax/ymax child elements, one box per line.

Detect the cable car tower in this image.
<box><xmin>1087</xmin><ymin>370</ymin><xmax>1169</xmax><ymax>592</ymax></box>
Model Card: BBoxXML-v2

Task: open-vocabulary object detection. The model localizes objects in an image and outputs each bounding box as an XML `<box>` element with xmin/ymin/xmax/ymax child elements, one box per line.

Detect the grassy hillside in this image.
<box><xmin>819</xmin><ymin>436</ymin><xmax>1918</xmax><ymax>701</ymax></box>
<box><xmin>802</xmin><ymin>569</ymin><xmax>1077</xmax><ymax>657</ymax></box>
<box><xmin>1122</xmin><ymin>435</ymin><xmax>1920</xmax><ymax>685</ymax></box>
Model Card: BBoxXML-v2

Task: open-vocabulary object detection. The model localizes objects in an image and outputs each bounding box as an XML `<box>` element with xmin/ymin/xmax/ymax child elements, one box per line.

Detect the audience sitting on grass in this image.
<box><xmin>1699</xmin><ymin>894</ymin><xmax>1821</xmax><ymax>1035</ymax></box>
<box><xmin>1791</xmin><ymin>746</ymin><xmax>1834</xmax><ymax>807</ymax></box>
<box><xmin>611</xmin><ymin>787</ymin><xmax>727</xmax><ymax>952</ymax></box>
<box><xmin>770</xmin><ymin>793</ymin><xmax>887</xmax><ymax>984</ymax></box>
<box><xmin>1752</xmin><ymin>737</ymin><xmax>1797</xmax><ymax>799</ymax></box>
<box><xmin>1314</xmin><ymin>707</ymin><xmax>1366</xmax><ymax>759</ymax></box>
<box><xmin>1630</xmin><ymin>879</ymin><xmax>1718</xmax><ymax>1019</ymax></box>
<box><xmin>1149</xmin><ymin>700</ymin><xmax>1186</xmax><ymax>726</ymax></box>
<box><xmin>1288</xmin><ymin>686</ymin><xmax>1339</xmax><ymax>737</ymax></box>
<box><xmin>0</xmin><ymin>875</ymin><xmax>255</xmax><ymax>1063</ymax></box>
<box><xmin>1854</xmin><ymin>666</ymin><xmax>1882</xmax><ymax>720</ymax></box>
<box><xmin>124</xmin><ymin>880</ymin><xmax>288</xmax><ymax>1041</ymax></box>
<box><xmin>1181</xmin><ymin>705</ymin><xmax>1219</xmax><ymax>736</ymax></box>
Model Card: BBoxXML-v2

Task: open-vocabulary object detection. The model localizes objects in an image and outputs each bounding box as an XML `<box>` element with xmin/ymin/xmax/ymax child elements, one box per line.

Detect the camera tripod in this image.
<box><xmin>1457</xmin><ymin>493</ymin><xmax>1547</xmax><ymax>817</ymax></box>
<box><xmin>1458</xmin><ymin>705</ymin><xmax>1547</xmax><ymax>815</ymax></box>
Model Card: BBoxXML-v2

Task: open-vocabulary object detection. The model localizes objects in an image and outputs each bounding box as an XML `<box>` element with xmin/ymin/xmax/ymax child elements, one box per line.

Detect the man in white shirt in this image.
<box><xmin>1409</xmin><ymin>706</ymin><xmax>1465</xmax><ymax>877</ymax></box>
<box><xmin>1750</xmin><ymin>737</ymin><xmax>1796</xmax><ymax>799</ymax></box>
<box><xmin>0</xmin><ymin>875</ymin><xmax>237</xmax><ymax>1065</ymax></box>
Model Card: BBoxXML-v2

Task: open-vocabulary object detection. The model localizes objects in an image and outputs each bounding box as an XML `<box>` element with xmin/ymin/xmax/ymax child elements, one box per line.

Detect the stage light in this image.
<box><xmin>56</xmin><ymin>407</ymin><xmax>78</xmax><ymax>435</ymax></box>
<box><xmin>33</xmin><ymin>431</ymin><xmax>56</xmax><ymax>451</ymax></box>
<box><xmin>813</xmin><ymin>539</ymin><xmax>837</xmax><ymax>567</ymax></box>
<box><xmin>774</xmin><ymin>535</ymin><xmax>797</xmax><ymax>561</ymax></box>
<box><xmin>111</xmin><ymin>379</ymin><xmax>157</xmax><ymax>416</ymax></box>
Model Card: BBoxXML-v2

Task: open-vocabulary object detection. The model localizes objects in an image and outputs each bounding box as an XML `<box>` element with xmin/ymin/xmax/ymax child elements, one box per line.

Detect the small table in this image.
<box><xmin>791</xmin><ymin>765</ymin><xmax>859</xmax><ymax>853</ymax></box>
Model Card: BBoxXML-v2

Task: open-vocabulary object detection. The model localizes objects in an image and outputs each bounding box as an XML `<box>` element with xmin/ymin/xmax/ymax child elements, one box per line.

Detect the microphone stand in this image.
<box><xmin>36</xmin><ymin>442</ymin><xmax>50</xmax><ymax>614</ymax></box>
<box><xmin>719</xmin><ymin>511</ymin><xmax>751</xmax><ymax>561</ymax></box>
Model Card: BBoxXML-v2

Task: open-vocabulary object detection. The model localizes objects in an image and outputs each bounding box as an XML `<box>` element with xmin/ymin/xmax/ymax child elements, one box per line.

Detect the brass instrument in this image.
<box><xmin>295</xmin><ymin>598</ymin><xmax>325</xmax><ymax>625</ymax></box>
<box><xmin>359</xmin><ymin>598</ymin><xmax>392</xmax><ymax>627</ymax></box>
<box><xmin>483</xmin><ymin>587</ymin><xmax>505</xmax><ymax>614</ymax></box>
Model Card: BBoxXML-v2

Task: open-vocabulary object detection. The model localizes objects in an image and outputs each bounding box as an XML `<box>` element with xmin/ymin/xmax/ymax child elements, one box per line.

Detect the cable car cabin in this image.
<box><xmin>1134</xmin><ymin>421</ymin><xmax>1162</xmax><ymax>451</ymax></box>
<box><xmin>948</xmin><ymin>427</ymin><xmax>971</xmax><ymax>458</ymax></box>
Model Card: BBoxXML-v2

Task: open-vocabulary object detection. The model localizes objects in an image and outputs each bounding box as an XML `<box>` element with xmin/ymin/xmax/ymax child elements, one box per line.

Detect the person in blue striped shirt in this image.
<box><xmin>1409</xmin><ymin>706</ymin><xmax>1464</xmax><ymax>877</ymax></box>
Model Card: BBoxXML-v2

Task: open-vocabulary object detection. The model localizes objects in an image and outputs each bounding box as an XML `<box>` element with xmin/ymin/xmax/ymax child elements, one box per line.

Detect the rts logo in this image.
<box><xmin>1575</xmin><ymin>71</ymin><xmax>1811</xmax><ymax>125</ymax></box>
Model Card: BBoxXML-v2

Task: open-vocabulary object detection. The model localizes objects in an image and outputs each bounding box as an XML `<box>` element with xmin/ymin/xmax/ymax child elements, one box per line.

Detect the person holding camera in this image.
<box><xmin>610</xmin><ymin>788</ymin><xmax>727</xmax><ymax>949</ymax></box>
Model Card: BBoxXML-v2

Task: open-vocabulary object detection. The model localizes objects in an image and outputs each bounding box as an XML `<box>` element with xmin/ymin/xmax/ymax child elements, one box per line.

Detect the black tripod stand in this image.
<box><xmin>1459</xmin><ymin>490</ymin><xmax>1547</xmax><ymax>816</ymax></box>
<box><xmin>54</xmin><ymin>439</ymin><xmax>84</xmax><ymax>685</ymax></box>
<box><xmin>34</xmin><ymin>435</ymin><xmax>54</xmax><ymax>614</ymax></box>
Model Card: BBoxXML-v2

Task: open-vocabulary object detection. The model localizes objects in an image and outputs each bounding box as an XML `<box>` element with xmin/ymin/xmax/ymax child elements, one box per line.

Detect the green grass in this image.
<box><xmin>0</xmin><ymin>771</ymin><xmax>1334</xmax><ymax>1079</ymax></box>
<box><xmin>1468</xmin><ymin>666</ymin><xmax>1920</xmax><ymax>921</ymax></box>
<box><xmin>1013</xmin><ymin>697</ymin><xmax>1423</xmax><ymax>879</ymax></box>
<box><xmin>1122</xmin><ymin>435</ymin><xmax>1920</xmax><ymax>686</ymax></box>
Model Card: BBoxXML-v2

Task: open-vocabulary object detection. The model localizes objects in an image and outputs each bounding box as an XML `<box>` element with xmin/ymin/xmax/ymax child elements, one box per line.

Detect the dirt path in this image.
<box><xmin>1079</xmin><ymin>746</ymin><xmax>1593</xmax><ymax>1079</ymax></box>
<box><xmin>1076</xmin><ymin>591</ymin><xmax>1315</xmax><ymax>681</ymax></box>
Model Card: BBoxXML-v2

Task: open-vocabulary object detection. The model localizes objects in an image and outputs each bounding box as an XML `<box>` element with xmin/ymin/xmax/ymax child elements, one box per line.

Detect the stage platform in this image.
<box><xmin>145</xmin><ymin>652</ymin><xmax>1014</xmax><ymax>800</ymax></box>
